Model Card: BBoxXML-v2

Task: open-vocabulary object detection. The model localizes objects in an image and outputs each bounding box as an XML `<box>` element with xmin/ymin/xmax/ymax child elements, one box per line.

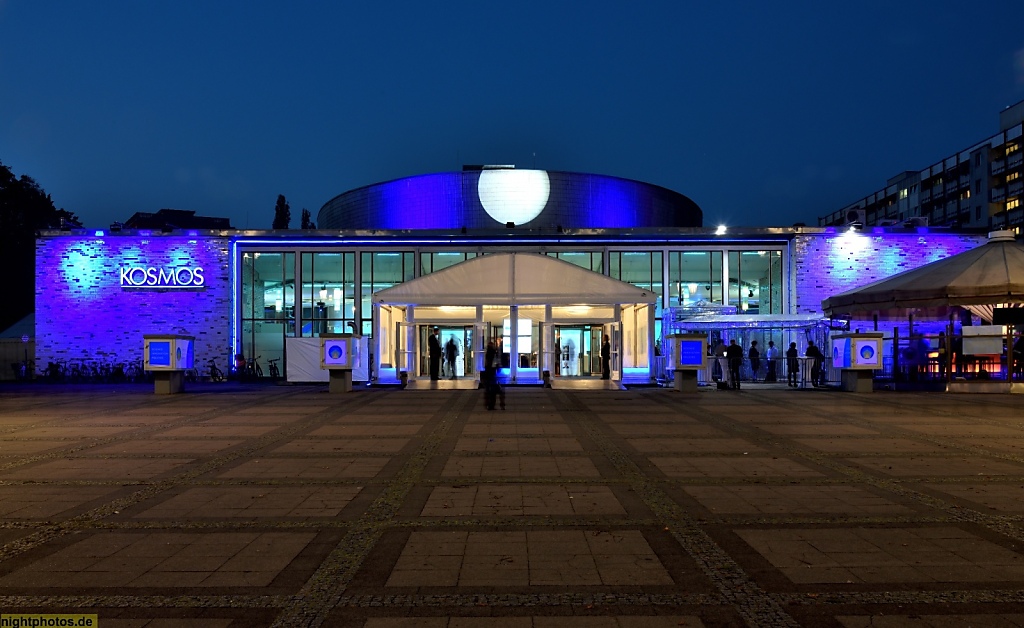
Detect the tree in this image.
<box><xmin>0</xmin><ymin>160</ymin><xmax>79</xmax><ymax>331</ymax></box>
<box><xmin>300</xmin><ymin>208</ymin><xmax>315</xmax><ymax>229</ymax></box>
<box><xmin>272</xmin><ymin>194</ymin><xmax>291</xmax><ymax>229</ymax></box>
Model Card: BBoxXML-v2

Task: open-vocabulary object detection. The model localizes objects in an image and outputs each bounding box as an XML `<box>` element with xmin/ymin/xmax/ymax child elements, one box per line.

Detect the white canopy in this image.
<box><xmin>372</xmin><ymin>252</ymin><xmax>658</xmax><ymax>306</ymax></box>
<box><xmin>822</xmin><ymin>231</ymin><xmax>1024</xmax><ymax>316</ymax></box>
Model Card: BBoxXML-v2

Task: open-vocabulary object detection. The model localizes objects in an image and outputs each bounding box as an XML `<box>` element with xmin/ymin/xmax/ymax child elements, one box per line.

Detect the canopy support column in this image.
<box><xmin>510</xmin><ymin>305</ymin><xmax>519</xmax><ymax>383</ymax></box>
<box><xmin>543</xmin><ymin>305</ymin><xmax>554</xmax><ymax>378</ymax></box>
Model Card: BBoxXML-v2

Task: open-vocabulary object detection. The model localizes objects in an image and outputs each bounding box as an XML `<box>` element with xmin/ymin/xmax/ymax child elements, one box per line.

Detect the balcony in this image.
<box><xmin>1010</xmin><ymin>181</ymin><xmax>1024</xmax><ymax>197</ymax></box>
<box><xmin>993</xmin><ymin>160</ymin><xmax>1006</xmax><ymax>175</ymax></box>
<box><xmin>992</xmin><ymin>187</ymin><xmax>1006</xmax><ymax>202</ymax></box>
<box><xmin>1011</xmin><ymin>153</ymin><xmax>1023</xmax><ymax>169</ymax></box>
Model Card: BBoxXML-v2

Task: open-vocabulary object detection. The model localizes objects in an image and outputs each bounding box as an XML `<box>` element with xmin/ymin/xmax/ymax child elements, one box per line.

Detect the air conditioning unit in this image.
<box><xmin>845</xmin><ymin>208</ymin><xmax>866</xmax><ymax>225</ymax></box>
<box><xmin>904</xmin><ymin>216</ymin><xmax>929</xmax><ymax>227</ymax></box>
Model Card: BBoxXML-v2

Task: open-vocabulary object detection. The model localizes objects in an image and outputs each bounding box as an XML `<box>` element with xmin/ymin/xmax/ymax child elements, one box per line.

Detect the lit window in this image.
<box><xmin>899</xmin><ymin>189</ymin><xmax>908</xmax><ymax>200</ymax></box>
<box><xmin>1007</xmin><ymin>143</ymin><xmax>1021</xmax><ymax>155</ymax></box>
<box><xmin>1009</xmin><ymin>172</ymin><xmax>1021</xmax><ymax>182</ymax></box>
<box><xmin>1008</xmin><ymin>199</ymin><xmax>1022</xmax><ymax>211</ymax></box>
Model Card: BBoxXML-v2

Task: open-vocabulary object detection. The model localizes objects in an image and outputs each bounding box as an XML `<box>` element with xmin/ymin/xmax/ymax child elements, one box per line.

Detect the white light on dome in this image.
<box><xmin>477</xmin><ymin>169</ymin><xmax>550</xmax><ymax>225</ymax></box>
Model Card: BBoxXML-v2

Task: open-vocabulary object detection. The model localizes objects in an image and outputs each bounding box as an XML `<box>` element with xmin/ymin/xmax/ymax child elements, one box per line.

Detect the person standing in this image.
<box><xmin>765</xmin><ymin>340</ymin><xmax>778</xmax><ymax>382</ymax></box>
<box><xmin>554</xmin><ymin>335</ymin><xmax>561</xmax><ymax>377</ymax></box>
<box><xmin>483</xmin><ymin>339</ymin><xmax>505</xmax><ymax>410</ymax></box>
<box><xmin>428</xmin><ymin>326</ymin><xmax>442</xmax><ymax>380</ymax></box>
<box><xmin>806</xmin><ymin>340</ymin><xmax>824</xmax><ymax>387</ymax></box>
<box><xmin>786</xmin><ymin>342</ymin><xmax>799</xmax><ymax>387</ymax></box>
<box><xmin>444</xmin><ymin>335</ymin><xmax>458</xmax><ymax>379</ymax></box>
<box><xmin>601</xmin><ymin>334</ymin><xmax>611</xmax><ymax>380</ymax></box>
<box><xmin>726</xmin><ymin>339</ymin><xmax>744</xmax><ymax>390</ymax></box>
<box><xmin>748</xmin><ymin>340</ymin><xmax>760</xmax><ymax>382</ymax></box>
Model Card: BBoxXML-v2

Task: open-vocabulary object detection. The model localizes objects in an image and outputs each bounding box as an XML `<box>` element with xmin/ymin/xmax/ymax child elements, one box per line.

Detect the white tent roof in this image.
<box><xmin>373</xmin><ymin>252</ymin><xmax>658</xmax><ymax>306</ymax></box>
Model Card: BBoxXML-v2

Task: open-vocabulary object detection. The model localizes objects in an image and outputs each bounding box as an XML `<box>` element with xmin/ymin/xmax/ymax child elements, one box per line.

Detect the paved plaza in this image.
<box><xmin>3</xmin><ymin>384</ymin><xmax>1024</xmax><ymax>626</ymax></box>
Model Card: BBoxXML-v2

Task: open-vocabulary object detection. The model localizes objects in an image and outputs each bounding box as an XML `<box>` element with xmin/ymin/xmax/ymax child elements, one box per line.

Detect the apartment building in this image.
<box><xmin>819</xmin><ymin>100</ymin><xmax>1024</xmax><ymax>231</ymax></box>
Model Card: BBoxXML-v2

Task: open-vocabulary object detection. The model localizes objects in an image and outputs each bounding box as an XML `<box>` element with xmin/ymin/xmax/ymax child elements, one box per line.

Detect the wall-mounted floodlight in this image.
<box><xmin>715</xmin><ymin>225</ymin><xmax>727</xmax><ymax>235</ymax></box>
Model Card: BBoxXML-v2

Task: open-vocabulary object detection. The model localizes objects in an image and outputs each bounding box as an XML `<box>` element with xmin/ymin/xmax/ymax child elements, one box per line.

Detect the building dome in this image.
<box><xmin>317</xmin><ymin>168</ymin><xmax>702</xmax><ymax>230</ymax></box>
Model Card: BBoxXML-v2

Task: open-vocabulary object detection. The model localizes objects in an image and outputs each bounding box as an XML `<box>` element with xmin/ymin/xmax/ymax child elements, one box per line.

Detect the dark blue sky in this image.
<box><xmin>2</xmin><ymin>1</ymin><xmax>1023</xmax><ymax>229</ymax></box>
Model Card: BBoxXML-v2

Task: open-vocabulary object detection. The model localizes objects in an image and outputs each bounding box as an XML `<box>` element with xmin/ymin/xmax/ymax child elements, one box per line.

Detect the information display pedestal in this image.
<box><xmin>831</xmin><ymin>333</ymin><xmax>882</xmax><ymax>393</ymax></box>
<box><xmin>840</xmin><ymin>369</ymin><xmax>873</xmax><ymax>393</ymax></box>
<box><xmin>666</xmin><ymin>334</ymin><xmax>707</xmax><ymax>393</ymax></box>
<box><xmin>673</xmin><ymin>369</ymin><xmax>699</xmax><ymax>393</ymax></box>
<box><xmin>321</xmin><ymin>333</ymin><xmax>360</xmax><ymax>394</ymax></box>
<box><xmin>144</xmin><ymin>334</ymin><xmax>194</xmax><ymax>395</ymax></box>
<box><xmin>153</xmin><ymin>371</ymin><xmax>185</xmax><ymax>395</ymax></box>
<box><xmin>329</xmin><ymin>369</ymin><xmax>353</xmax><ymax>393</ymax></box>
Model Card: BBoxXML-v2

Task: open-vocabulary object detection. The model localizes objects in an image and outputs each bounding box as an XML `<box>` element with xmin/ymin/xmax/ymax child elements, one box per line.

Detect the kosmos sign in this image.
<box><xmin>120</xmin><ymin>266</ymin><xmax>205</xmax><ymax>289</ymax></box>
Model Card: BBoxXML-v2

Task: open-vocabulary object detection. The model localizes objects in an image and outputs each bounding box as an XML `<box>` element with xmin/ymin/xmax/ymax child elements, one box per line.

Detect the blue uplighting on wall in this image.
<box><xmin>37</xmin><ymin>234</ymin><xmax>231</xmax><ymax>373</ymax></box>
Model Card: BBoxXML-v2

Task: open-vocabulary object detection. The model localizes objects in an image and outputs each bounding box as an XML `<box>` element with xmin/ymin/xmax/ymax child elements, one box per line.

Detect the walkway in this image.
<box><xmin>2</xmin><ymin>383</ymin><xmax>1024</xmax><ymax>626</ymax></box>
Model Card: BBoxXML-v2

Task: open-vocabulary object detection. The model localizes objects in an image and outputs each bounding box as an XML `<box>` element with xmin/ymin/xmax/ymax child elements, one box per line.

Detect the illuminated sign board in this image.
<box><xmin>120</xmin><ymin>266</ymin><xmax>205</xmax><ymax>289</ymax></box>
<box><xmin>831</xmin><ymin>334</ymin><xmax>882</xmax><ymax>370</ymax></box>
<box><xmin>678</xmin><ymin>339</ymin><xmax>705</xmax><ymax>367</ymax></box>
<box><xmin>323</xmin><ymin>338</ymin><xmax>349</xmax><ymax>367</ymax></box>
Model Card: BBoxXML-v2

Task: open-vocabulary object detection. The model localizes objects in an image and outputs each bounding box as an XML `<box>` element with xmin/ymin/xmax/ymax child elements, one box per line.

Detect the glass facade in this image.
<box><xmin>234</xmin><ymin>242</ymin><xmax>789</xmax><ymax>376</ymax></box>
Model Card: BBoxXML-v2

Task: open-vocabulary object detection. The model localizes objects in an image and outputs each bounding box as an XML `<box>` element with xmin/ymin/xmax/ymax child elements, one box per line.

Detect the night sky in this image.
<box><xmin>2</xmin><ymin>1</ymin><xmax>1023</xmax><ymax>230</ymax></box>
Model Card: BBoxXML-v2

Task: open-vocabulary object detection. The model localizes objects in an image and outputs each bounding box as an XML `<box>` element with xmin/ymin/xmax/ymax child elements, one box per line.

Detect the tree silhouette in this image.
<box><xmin>0</xmin><ymin>161</ymin><xmax>79</xmax><ymax>331</ymax></box>
<box><xmin>272</xmin><ymin>194</ymin><xmax>291</xmax><ymax>229</ymax></box>
<box><xmin>300</xmin><ymin>208</ymin><xmax>315</xmax><ymax>229</ymax></box>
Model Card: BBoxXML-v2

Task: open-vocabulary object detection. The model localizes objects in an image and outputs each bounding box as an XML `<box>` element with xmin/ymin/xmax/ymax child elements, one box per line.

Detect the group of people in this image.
<box><xmin>714</xmin><ymin>338</ymin><xmax>825</xmax><ymax>389</ymax></box>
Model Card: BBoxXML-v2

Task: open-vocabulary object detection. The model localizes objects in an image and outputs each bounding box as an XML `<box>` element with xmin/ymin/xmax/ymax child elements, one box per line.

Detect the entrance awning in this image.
<box><xmin>372</xmin><ymin>253</ymin><xmax>658</xmax><ymax>306</ymax></box>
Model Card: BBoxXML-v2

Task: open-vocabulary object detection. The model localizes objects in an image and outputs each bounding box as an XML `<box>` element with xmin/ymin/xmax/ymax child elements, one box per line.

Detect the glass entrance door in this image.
<box><xmin>555</xmin><ymin>325</ymin><xmax>599</xmax><ymax>377</ymax></box>
<box><xmin>419</xmin><ymin>325</ymin><xmax>473</xmax><ymax>379</ymax></box>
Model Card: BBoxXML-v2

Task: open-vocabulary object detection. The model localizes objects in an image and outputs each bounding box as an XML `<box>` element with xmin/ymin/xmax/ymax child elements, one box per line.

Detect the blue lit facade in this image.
<box><xmin>317</xmin><ymin>170</ymin><xmax>703</xmax><ymax>230</ymax></box>
<box><xmin>33</xmin><ymin>169</ymin><xmax>988</xmax><ymax>384</ymax></box>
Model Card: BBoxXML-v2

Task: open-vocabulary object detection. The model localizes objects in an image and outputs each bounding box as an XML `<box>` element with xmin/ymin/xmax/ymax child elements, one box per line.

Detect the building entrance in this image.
<box><xmin>554</xmin><ymin>325</ymin><xmax>604</xmax><ymax>377</ymax></box>
<box><xmin>419</xmin><ymin>325</ymin><xmax>474</xmax><ymax>379</ymax></box>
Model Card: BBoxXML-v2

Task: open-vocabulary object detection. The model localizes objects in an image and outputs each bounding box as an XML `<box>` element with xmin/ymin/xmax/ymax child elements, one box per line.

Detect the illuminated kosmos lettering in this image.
<box><xmin>119</xmin><ymin>266</ymin><xmax>205</xmax><ymax>289</ymax></box>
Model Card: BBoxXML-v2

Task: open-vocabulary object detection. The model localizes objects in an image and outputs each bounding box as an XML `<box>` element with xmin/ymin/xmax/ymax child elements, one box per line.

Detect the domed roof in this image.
<box><xmin>318</xmin><ymin>169</ymin><xmax>702</xmax><ymax>230</ymax></box>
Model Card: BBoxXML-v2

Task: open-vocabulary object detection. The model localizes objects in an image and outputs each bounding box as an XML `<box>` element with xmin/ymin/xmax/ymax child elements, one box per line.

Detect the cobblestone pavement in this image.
<box><xmin>4</xmin><ymin>383</ymin><xmax>1024</xmax><ymax>626</ymax></box>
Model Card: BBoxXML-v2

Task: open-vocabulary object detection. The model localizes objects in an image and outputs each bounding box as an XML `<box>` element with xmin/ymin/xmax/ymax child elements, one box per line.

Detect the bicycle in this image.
<box><xmin>268</xmin><ymin>358</ymin><xmax>281</xmax><ymax>379</ymax></box>
<box><xmin>208</xmin><ymin>358</ymin><xmax>226</xmax><ymax>382</ymax></box>
<box><xmin>245</xmin><ymin>355</ymin><xmax>263</xmax><ymax>379</ymax></box>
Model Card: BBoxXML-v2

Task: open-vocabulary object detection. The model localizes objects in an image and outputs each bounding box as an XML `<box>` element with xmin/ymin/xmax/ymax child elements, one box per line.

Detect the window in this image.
<box><xmin>899</xmin><ymin>189</ymin><xmax>908</xmax><ymax>200</ymax></box>
<box><xmin>668</xmin><ymin>251</ymin><xmax>722</xmax><ymax>305</ymax></box>
<box><xmin>1008</xmin><ymin>199</ymin><xmax>1022</xmax><ymax>211</ymax></box>
<box><xmin>976</xmin><ymin>180</ymin><xmax>982</xmax><ymax>194</ymax></box>
<box><xmin>1009</xmin><ymin>172</ymin><xmax>1021</xmax><ymax>183</ymax></box>
<box><xmin>544</xmin><ymin>251</ymin><xmax>603</xmax><ymax>273</ymax></box>
<box><xmin>240</xmin><ymin>251</ymin><xmax>295</xmax><ymax>374</ymax></box>
<box><xmin>609</xmin><ymin>251</ymin><xmax>664</xmax><ymax>337</ymax></box>
<box><xmin>301</xmin><ymin>252</ymin><xmax>356</xmax><ymax>337</ymax></box>
<box><xmin>728</xmin><ymin>250</ymin><xmax>782</xmax><ymax>315</ymax></box>
<box><xmin>421</xmin><ymin>252</ymin><xmax>477</xmax><ymax>274</ymax></box>
<box><xmin>361</xmin><ymin>252</ymin><xmax>414</xmax><ymax>336</ymax></box>
<box><xmin>1007</xmin><ymin>143</ymin><xmax>1020</xmax><ymax>156</ymax></box>
<box><xmin>976</xmin><ymin>207</ymin><xmax>982</xmax><ymax>221</ymax></box>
